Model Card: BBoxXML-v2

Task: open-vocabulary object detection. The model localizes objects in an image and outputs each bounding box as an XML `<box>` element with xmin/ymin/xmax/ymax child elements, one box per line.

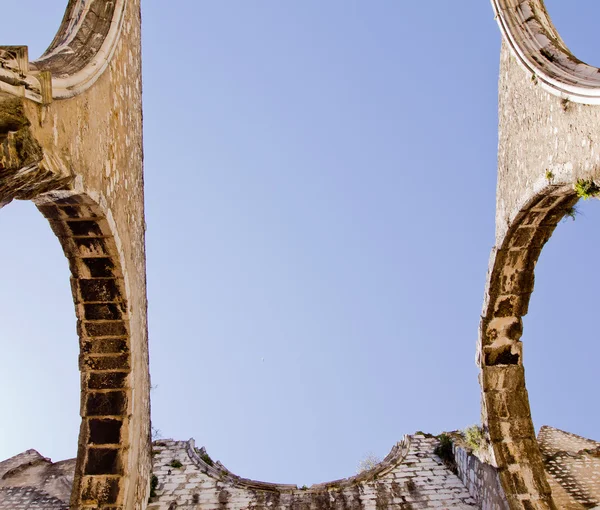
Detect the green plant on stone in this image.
<box><xmin>414</xmin><ymin>430</ymin><xmax>433</xmax><ymax>438</ymax></box>
<box><xmin>200</xmin><ymin>452</ymin><xmax>214</xmax><ymax>466</ymax></box>
<box><xmin>563</xmin><ymin>205</ymin><xmax>579</xmax><ymax>222</ymax></box>
<box><xmin>463</xmin><ymin>425</ymin><xmax>484</xmax><ymax>451</ymax></box>
<box><xmin>300</xmin><ymin>485</ymin><xmax>308</xmax><ymax>491</ymax></box>
<box><xmin>434</xmin><ymin>434</ymin><xmax>453</xmax><ymax>461</ymax></box>
<box><xmin>434</xmin><ymin>433</ymin><xmax>457</xmax><ymax>474</ymax></box>
<box><xmin>545</xmin><ymin>169</ymin><xmax>554</xmax><ymax>182</ymax></box>
<box><xmin>194</xmin><ymin>446</ymin><xmax>214</xmax><ymax>466</ymax></box>
<box><xmin>575</xmin><ymin>178</ymin><xmax>600</xmax><ymax>200</ymax></box>
<box><xmin>149</xmin><ymin>474</ymin><xmax>159</xmax><ymax>498</ymax></box>
<box><xmin>168</xmin><ymin>459</ymin><xmax>183</xmax><ymax>468</ymax></box>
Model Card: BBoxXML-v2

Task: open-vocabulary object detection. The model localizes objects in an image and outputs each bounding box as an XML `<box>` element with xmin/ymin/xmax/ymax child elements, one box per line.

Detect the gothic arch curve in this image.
<box><xmin>0</xmin><ymin>0</ymin><xmax>130</xmax><ymax>103</ymax></box>
<box><xmin>33</xmin><ymin>189</ymin><xmax>136</xmax><ymax>508</ymax></box>
<box><xmin>479</xmin><ymin>184</ymin><xmax>579</xmax><ymax>509</ymax></box>
<box><xmin>32</xmin><ymin>0</ymin><xmax>128</xmax><ymax>99</ymax></box>
<box><xmin>492</xmin><ymin>0</ymin><xmax>600</xmax><ymax>104</ymax></box>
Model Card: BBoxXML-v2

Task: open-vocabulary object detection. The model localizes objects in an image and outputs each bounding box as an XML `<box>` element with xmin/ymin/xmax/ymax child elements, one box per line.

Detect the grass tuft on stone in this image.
<box><xmin>575</xmin><ymin>178</ymin><xmax>600</xmax><ymax>200</ymax></box>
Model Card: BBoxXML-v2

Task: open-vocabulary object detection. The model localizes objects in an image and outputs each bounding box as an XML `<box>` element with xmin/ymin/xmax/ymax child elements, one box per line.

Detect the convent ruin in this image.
<box><xmin>0</xmin><ymin>0</ymin><xmax>599</xmax><ymax>508</ymax></box>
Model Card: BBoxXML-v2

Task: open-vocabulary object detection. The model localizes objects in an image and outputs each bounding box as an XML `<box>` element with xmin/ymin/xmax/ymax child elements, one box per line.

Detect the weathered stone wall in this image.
<box><xmin>538</xmin><ymin>427</ymin><xmax>600</xmax><ymax>509</ymax></box>
<box><xmin>0</xmin><ymin>449</ymin><xmax>74</xmax><ymax>509</ymax></box>
<box><xmin>0</xmin><ymin>487</ymin><xmax>68</xmax><ymax>510</ymax></box>
<box><xmin>454</xmin><ymin>446</ymin><xmax>508</xmax><ymax>510</ymax></box>
<box><xmin>2</xmin><ymin>429</ymin><xmax>597</xmax><ymax>509</ymax></box>
<box><xmin>147</xmin><ymin>435</ymin><xmax>478</xmax><ymax>510</ymax></box>
<box><xmin>0</xmin><ymin>450</ymin><xmax>75</xmax><ymax>503</ymax></box>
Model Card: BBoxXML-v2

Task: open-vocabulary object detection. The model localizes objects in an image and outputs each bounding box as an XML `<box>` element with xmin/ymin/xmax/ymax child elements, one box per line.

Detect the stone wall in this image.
<box><xmin>0</xmin><ymin>487</ymin><xmax>67</xmax><ymax>510</ymax></box>
<box><xmin>0</xmin><ymin>449</ymin><xmax>74</xmax><ymax>509</ymax></box>
<box><xmin>2</xmin><ymin>429</ymin><xmax>598</xmax><ymax>509</ymax></box>
<box><xmin>454</xmin><ymin>446</ymin><xmax>508</xmax><ymax>510</ymax></box>
<box><xmin>538</xmin><ymin>427</ymin><xmax>600</xmax><ymax>509</ymax></box>
<box><xmin>147</xmin><ymin>435</ymin><xmax>477</xmax><ymax>510</ymax></box>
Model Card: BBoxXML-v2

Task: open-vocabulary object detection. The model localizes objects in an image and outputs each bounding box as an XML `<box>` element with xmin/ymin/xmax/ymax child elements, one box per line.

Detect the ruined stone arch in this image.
<box><xmin>478</xmin><ymin>185</ymin><xmax>578</xmax><ymax>510</ymax></box>
<box><xmin>492</xmin><ymin>0</ymin><xmax>600</xmax><ymax>104</ymax></box>
<box><xmin>35</xmin><ymin>189</ymin><xmax>137</xmax><ymax>508</ymax></box>
<box><xmin>1</xmin><ymin>0</ymin><xmax>149</xmax><ymax>507</ymax></box>
<box><xmin>484</xmin><ymin>1</ymin><xmax>600</xmax><ymax>509</ymax></box>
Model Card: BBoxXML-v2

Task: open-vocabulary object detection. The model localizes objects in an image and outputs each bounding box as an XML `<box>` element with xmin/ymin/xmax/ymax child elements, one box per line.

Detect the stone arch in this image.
<box><xmin>1</xmin><ymin>0</ymin><xmax>131</xmax><ymax>104</ymax></box>
<box><xmin>31</xmin><ymin>0</ymin><xmax>128</xmax><ymax>99</ymax></box>
<box><xmin>2</xmin><ymin>0</ymin><xmax>149</xmax><ymax>503</ymax></box>
<box><xmin>479</xmin><ymin>184</ymin><xmax>579</xmax><ymax>509</ymax></box>
<box><xmin>30</xmin><ymin>189</ymin><xmax>135</xmax><ymax>508</ymax></box>
<box><xmin>492</xmin><ymin>0</ymin><xmax>600</xmax><ymax>104</ymax></box>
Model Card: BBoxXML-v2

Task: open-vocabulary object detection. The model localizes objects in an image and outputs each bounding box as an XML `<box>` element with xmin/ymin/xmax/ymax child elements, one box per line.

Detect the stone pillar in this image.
<box><xmin>0</xmin><ymin>1</ymin><xmax>150</xmax><ymax>508</ymax></box>
<box><xmin>482</xmin><ymin>1</ymin><xmax>600</xmax><ymax>508</ymax></box>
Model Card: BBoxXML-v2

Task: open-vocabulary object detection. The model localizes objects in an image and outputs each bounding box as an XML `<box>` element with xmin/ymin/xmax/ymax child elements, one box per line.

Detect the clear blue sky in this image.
<box><xmin>1</xmin><ymin>1</ymin><xmax>598</xmax><ymax>486</ymax></box>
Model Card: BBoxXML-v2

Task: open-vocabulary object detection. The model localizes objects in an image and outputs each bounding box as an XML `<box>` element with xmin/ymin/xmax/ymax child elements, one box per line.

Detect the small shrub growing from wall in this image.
<box><xmin>149</xmin><ymin>474</ymin><xmax>158</xmax><ymax>498</ymax></box>
<box><xmin>575</xmin><ymin>178</ymin><xmax>600</xmax><ymax>200</ymax></box>
<box><xmin>434</xmin><ymin>434</ymin><xmax>457</xmax><ymax>474</ymax></box>
<box><xmin>463</xmin><ymin>425</ymin><xmax>484</xmax><ymax>451</ymax></box>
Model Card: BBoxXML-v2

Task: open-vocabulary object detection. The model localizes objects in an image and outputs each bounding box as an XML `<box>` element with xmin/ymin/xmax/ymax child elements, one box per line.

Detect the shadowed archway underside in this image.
<box><xmin>36</xmin><ymin>191</ymin><xmax>134</xmax><ymax>508</ymax></box>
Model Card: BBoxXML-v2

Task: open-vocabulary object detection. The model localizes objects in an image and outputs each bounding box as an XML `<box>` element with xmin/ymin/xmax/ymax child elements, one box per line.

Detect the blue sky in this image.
<box><xmin>1</xmin><ymin>1</ymin><xmax>599</xmax><ymax>486</ymax></box>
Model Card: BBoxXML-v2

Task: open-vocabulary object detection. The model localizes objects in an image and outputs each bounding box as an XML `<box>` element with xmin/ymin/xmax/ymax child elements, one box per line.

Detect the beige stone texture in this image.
<box><xmin>481</xmin><ymin>2</ymin><xmax>600</xmax><ymax>509</ymax></box>
<box><xmin>0</xmin><ymin>0</ymin><xmax>150</xmax><ymax>508</ymax></box>
<box><xmin>147</xmin><ymin>435</ymin><xmax>477</xmax><ymax>510</ymax></box>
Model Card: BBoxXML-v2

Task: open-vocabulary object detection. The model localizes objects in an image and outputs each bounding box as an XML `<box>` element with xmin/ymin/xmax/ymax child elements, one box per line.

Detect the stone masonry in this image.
<box><xmin>537</xmin><ymin>427</ymin><xmax>600</xmax><ymax>509</ymax></box>
<box><xmin>2</xmin><ymin>429</ymin><xmax>598</xmax><ymax>510</ymax></box>
<box><xmin>481</xmin><ymin>1</ymin><xmax>600</xmax><ymax>508</ymax></box>
<box><xmin>146</xmin><ymin>435</ymin><xmax>477</xmax><ymax>510</ymax></box>
<box><xmin>0</xmin><ymin>0</ymin><xmax>150</xmax><ymax>508</ymax></box>
<box><xmin>2</xmin><ymin>0</ymin><xmax>600</xmax><ymax>508</ymax></box>
<box><xmin>0</xmin><ymin>449</ymin><xmax>75</xmax><ymax>509</ymax></box>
